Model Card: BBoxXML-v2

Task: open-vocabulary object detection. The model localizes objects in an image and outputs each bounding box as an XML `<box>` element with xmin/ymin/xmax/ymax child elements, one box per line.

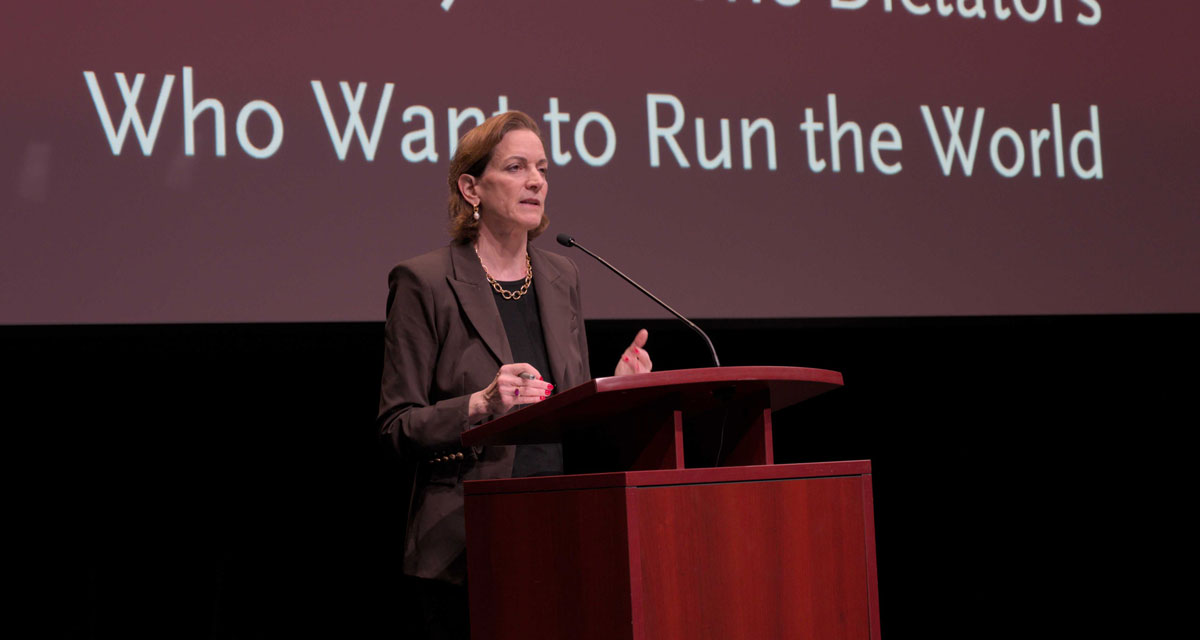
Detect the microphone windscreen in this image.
<box><xmin>556</xmin><ymin>233</ymin><xmax>575</xmax><ymax>247</ymax></box>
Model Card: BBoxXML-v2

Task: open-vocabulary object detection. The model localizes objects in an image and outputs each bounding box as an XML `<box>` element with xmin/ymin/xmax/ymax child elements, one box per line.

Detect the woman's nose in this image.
<box><xmin>527</xmin><ymin>170</ymin><xmax>544</xmax><ymax>189</ymax></box>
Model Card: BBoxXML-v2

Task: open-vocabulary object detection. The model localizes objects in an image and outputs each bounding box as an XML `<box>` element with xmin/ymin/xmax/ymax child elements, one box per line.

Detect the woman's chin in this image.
<box><xmin>518</xmin><ymin>211</ymin><xmax>545</xmax><ymax>230</ymax></box>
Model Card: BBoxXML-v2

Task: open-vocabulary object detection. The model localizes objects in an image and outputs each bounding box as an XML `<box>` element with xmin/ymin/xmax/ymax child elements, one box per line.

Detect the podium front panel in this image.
<box><xmin>465</xmin><ymin>461</ymin><xmax>879</xmax><ymax>640</ymax></box>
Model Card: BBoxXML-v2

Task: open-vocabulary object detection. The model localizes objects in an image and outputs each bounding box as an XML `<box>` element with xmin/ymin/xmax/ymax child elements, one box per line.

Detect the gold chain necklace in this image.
<box><xmin>474</xmin><ymin>246</ymin><xmax>533</xmax><ymax>300</ymax></box>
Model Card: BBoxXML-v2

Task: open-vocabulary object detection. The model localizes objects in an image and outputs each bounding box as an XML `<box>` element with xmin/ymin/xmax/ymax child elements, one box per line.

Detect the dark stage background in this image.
<box><xmin>9</xmin><ymin>314</ymin><xmax>1192</xmax><ymax>638</ymax></box>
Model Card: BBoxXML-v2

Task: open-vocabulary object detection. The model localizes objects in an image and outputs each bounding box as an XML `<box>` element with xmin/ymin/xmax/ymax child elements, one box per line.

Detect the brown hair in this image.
<box><xmin>447</xmin><ymin>111</ymin><xmax>550</xmax><ymax>243</ymax></box>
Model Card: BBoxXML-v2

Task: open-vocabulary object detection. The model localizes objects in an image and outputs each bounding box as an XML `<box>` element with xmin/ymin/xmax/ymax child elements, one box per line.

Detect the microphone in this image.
<box><xmin>556</xmin><ymin>233</ymin><xmax>720</xmax><ymax>367</ymax></box>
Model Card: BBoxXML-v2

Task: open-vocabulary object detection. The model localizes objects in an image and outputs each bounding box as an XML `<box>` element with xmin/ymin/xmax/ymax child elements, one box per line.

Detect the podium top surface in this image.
<box><xmin>462</xmin><ymin>366</ymin><xmax>842</xmax><ymax>448</ymax></box>
<box><xmin>464</xmin><ymin>459</ymin><xmax>870</xmax><ymax>496</ymax></box>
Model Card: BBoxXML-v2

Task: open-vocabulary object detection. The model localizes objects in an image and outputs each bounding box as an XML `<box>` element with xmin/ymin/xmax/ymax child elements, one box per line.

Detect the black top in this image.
<box><xmin>492</xmin><ymin>278</ymin><xmax>562</xmax><ymax>477</ymax></box>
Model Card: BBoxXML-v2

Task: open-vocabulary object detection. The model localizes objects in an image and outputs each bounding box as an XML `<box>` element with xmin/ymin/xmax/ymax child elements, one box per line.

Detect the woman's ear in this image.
<box><xmin>457</xmin><ymin>173</ymin><xmax>480</xmax><ymax>207</ymax></box>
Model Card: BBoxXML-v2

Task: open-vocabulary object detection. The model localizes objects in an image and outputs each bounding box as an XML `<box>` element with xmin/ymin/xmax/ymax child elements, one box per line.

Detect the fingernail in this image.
<box><xmin>633</xmin><ymin>347</ymin><xmax>639</xmax><ymax>354</ymax></box>
<box><xmin>547</xmin><ymin>384</ymin><xmax>554</xmax><ymax>390</ymax></box>
<box><xmin>538</xmin><ymin>376</ymin><xmax>543</xmax><ymax>380</ymax></box>
<box><xmin>623</xmin><ymin>356</ymin><xmax>629</xmax><ymax>362</ymax></box>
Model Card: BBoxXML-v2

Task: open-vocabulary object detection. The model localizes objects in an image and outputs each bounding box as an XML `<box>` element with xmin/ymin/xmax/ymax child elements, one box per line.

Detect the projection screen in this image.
<box><xmin>3</xmin><ymin>1</ymin><xmax>1197</xmax><ymax>323</ymax></box>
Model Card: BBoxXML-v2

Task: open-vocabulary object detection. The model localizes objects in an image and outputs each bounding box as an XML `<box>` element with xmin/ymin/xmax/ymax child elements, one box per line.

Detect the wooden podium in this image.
<box><xmin>462</xmin><ymin>367</ymin><xmax>880</xmax><ymax>640</ymax></box>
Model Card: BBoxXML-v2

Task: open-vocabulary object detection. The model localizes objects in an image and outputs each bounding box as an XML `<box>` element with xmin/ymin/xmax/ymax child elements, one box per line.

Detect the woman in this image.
<box><xmin>377</xmin><ymin>111</ymin><xmax>650</xmax><ymax>636</ymax></box>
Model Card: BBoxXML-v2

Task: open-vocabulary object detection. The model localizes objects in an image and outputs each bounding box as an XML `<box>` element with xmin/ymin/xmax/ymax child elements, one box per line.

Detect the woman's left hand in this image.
<box><xmin>614</xmin><ymin>328</ymin><xmax>652</xmax><ymax>376</ymax></box>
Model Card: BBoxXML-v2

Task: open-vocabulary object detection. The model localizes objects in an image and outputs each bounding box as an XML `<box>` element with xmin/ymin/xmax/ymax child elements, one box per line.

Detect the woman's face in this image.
<box><xmin>468</xmin><ymin>129</ymin><xmax>548</xmax><ymax>235</ymax></box>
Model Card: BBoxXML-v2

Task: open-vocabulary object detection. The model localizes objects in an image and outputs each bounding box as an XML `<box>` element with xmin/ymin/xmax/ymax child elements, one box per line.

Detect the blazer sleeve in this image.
<box><xmin>377</xmin><ymin>262</ymin><xmax>473</xmax><ymax>455</ymax></box>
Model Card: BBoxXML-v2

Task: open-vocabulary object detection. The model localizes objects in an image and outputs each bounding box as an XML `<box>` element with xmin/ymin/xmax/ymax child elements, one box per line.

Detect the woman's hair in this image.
<box><xmin>447</xmin><ymin>110</ymin><xmax>550</xmax><ymax>243</ymax></box>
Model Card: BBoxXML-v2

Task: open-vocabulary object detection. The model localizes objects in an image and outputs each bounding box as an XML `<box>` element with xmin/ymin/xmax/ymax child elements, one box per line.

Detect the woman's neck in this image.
<box><xmin>474</xmin><ymin>227</ymin><xmax>529</xmax><ymax>281</ymax></box>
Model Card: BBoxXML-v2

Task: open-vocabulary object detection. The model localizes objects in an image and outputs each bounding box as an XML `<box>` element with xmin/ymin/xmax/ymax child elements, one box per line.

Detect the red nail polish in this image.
<box><xmin>623</xmin><ymin>356</ymin><xmax>629</xmax><ymax>362</ymax></box>
<box><xmin>547</xmin><ymin>384</ymin><xmax>554</xmax><ymax>390</ymax></box>
<box><xmin>633</xmin><ymin>347</ymin><xmax>639</xmax><ymax>354</ymax></box>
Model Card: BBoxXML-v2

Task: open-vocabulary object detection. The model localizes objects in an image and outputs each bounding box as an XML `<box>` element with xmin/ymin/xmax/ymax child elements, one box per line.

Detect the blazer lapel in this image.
<box><xmin>447</xmin><ymin>242</ymin><xmax>512</xmax><ymax>365</ymax></box>
<box><xmin>531</xmin><ymin>248</ymin><xmax>576</xmax><ymax>388</ymax></box>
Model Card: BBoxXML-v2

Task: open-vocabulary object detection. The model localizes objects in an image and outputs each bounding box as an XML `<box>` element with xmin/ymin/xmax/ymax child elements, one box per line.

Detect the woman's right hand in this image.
<box><xmin>468</xmin><ymin>363</ymin><xmax>553</xmax><ymax>422</ymax></box>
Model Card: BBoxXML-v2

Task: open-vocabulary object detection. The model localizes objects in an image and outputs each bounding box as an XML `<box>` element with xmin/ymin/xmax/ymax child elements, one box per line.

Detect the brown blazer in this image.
<box><xmin>378</xmin><ymin>241</ymin><xmax>591</xmax><ymax>584</ymax></box>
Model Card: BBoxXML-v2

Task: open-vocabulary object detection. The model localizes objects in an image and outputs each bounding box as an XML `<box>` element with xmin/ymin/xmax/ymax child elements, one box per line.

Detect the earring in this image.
<box><xmin>472</xmin><ymin>203</ymin><xmax>480</xmax><ymax>221</ymax></box>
